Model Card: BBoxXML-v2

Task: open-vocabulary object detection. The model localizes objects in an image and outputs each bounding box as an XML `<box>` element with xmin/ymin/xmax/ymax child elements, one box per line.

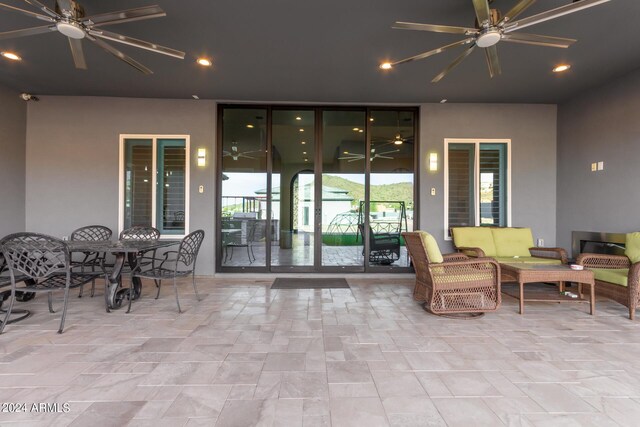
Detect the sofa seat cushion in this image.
<box><xmin>625</xmin><ymin>232</ymin><xmax>640</xmax><ymax>263</ymax></box>
<box><xmin>493</xmin><ymin>256</ymin><xmax>562</xmax><ymax>265</ymax></box>
<box><xmin>491</xmin><ymin>228</ymin><xmax>534</xmax><ymax>257</ymax></box>
<box><xmin>417</xmin><ymin>231</ymin><xmax>443</xmax><ymax>264</ymax></box>
<box><xmin>451</xmin><ymin>227</ymin><xmax>497</xmax><ymax>257</ymax></box>
<box><xmin>593</xmin><ymin>268</ymin><xmax>629</xmax><ymax>287</ymax></box>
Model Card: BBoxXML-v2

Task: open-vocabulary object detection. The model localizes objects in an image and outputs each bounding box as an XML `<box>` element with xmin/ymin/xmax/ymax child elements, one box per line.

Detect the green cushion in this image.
<box><xmin>625</xmin><ymin>232</ymin><xmax>640</xmax><ymax>263</ymax></box>
<box><xmin>451</xmin><ymin>227</ymin><xmax>497</xmax><ymax>257</ymax></box>
<box><xmin>417</xmin><ymin>231</ymin><xmax>443</xmax><ymax>264</ymax></box>
<box><xmin>493</xmin><ymin>256</ymin><xmax>562</xmax><ymax>265</ymax></box>
<box><xmin>491</xmin><ymin>228</ymin><xmax>534</xmax><ymax>257</ymax></box>
<box><xmin>593</xmin><ymin>268</ymin><xmax>629</xmax><ymax>287</ymax></box>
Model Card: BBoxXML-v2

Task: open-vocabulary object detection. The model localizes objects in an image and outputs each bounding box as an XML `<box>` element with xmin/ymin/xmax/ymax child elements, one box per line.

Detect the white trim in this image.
<box><xmin>443</xmin><ymin>138</ymin><xmax>512</xmax><ymax>241</ymax></box>
<box><xmin>118</xmin><ymin>134</ymin><xmax>191</xmax><ymax>239</ymax></box>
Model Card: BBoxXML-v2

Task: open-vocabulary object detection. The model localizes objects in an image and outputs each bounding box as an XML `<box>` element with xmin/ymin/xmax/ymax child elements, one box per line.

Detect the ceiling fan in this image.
<box><xmin>382</xmin><ymin>0</ymin><xmax>612</xmax><ymax>82</ymax></box>
<box><xmin>223</xmin><ymin>141</ymin><xmax>262</xmax><ymax>161</ymax></box>
<box><xmin>339</xmin><ymin>147</ymin><xmax>401</xmax><ymax>163</ymax></box>
<box><xmin>0</xmin><ymin>0</ymin><xmax>185</xmax><ymax>74</ymax></box>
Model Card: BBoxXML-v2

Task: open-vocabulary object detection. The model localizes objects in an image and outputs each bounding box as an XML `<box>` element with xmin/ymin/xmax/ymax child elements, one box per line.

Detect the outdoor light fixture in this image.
<box><xmin>197</xmin><ymin>58</ymin><xmax>212</xmax><ymax>67</ymax></box>
<box><xmin>1</xmin><ymin>51</ymin><xmax>21</xmax><ymax>61</ymax></box>
<box><xmin>429</xmin><ymin>152</ymin><xmax>438</xmax><ymax>171</ymax></box>
<box><xmin>553</xmin><ymin>64</ymin><xmax>571</xmax><ymax>73</ymax></box>
<box><xmin>197</xmin><ymin>148</ymin><xmax>207</xmax><ymax>167</ymax></box>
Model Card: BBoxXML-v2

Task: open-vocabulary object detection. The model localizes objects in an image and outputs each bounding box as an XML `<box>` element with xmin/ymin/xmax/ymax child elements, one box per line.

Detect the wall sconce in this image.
<box><xmin>429</xmin><ymin>152</ymin><xmax>438</xmax><ymax>172</ymax></box>
<box><xmin>197</xmin><ymin>148</ymin><xmax>207</xmax><ymax>167</ymax></box>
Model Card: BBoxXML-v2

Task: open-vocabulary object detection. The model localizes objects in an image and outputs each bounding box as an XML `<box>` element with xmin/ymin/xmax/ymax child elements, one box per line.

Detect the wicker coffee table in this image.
<box><xmin>500</xmin><ymin>263</ymin><xmax>595</xmax><ymax>315</ymax></box>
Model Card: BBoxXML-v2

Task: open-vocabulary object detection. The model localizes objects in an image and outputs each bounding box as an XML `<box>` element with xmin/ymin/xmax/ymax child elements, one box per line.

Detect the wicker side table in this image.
<box><xmin>500</xmin><ymin>263</ymin><xmax>595</xmax><ymax>315</ymax></box>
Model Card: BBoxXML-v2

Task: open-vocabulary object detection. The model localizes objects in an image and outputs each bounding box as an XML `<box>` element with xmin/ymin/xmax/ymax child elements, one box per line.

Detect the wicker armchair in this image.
<box><xmin>132</xmin><ymin>229</ymin><xmax>205</xmax><ymax>313</ymax></box>
<box><xmin>403</xmin><ymin>231</ymin><xmax>501</xmax><ymax>316</ymax></box>
<box><xmin>0</xmin><ymin>233</ymin><xmax>96</xmax><ymax>333</ymax></box>
<box><xmin>70</xmin><ymin>225</ymin><xmax>112</xmax><ymax>298</ymax></box>
<box><xmin>577</xmin><ymin>253</ymin><xmax>640</xmax><ymax>319</ymax></box>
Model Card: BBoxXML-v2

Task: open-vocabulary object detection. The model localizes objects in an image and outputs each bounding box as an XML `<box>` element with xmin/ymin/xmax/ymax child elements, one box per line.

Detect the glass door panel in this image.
<box><xmin>271</xmin><ymin>110</ymin><xmax>315</xmax><ymax>267</ymax></box>
<box><xmin>368</xmin><ymin>110</ymin><xmax>415</xmax><ymax>267</ymax></box>
<box><xmin>321</xmin><ymin>110</ymin><xmax>366</xmax><ymax>268</ymax></box>
<box><xmin>221</xmin><ymin>108</ymin><xmax>268</xmax><ymax>267</ymax></box>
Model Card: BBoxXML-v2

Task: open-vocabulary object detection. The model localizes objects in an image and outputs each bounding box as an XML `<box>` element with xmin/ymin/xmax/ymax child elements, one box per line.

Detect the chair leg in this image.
<box><xmin>58</xmin><ymin>287</ymin><xmax>70</xmax><ymax>334</ymax></box>
<box><xmin>155</xmin><ymin>280</ymin><xmax>162</xmax><ymax>299</ymax></box>
<box><xmin>48</xmin><ymin>292</ymin><xmax>55</xmax><ymax>313</ymax></box>
<box><xmin>104</xmin><ymin>278</ymin><xmax>110</xmax><ymax>313</ymax></box>
<box><xmin>78</xmin><ymin>285</ymin><xmax>84</xmax><ymax>298</ymax></box>
<box><xmin>247</xmin><ymin>246</ymin><xmax>252</xmax><ymax>264</ymax></box>
<box><xmin>192</xmin><ymin>273</ymin><xmax>201</xmax><ymax>301</ymax></box>
<box><xmin>173</xmin><ymin>277</ymin><xmax>182</xmax><ymax>313</ymax></box>
<box><xmin>90</xmin><ymin>279</ymin><xmax>96</xmax><ymax>297</ymax></box>
<box><xmin>127</xmin><ymin>278</ymin><xmax>134</xmax><ymax>314</ymax></box>
<box><xmin>0</xmin><ymin>288</ymin><xmax>15</xmax><ymax>334</ymax></box>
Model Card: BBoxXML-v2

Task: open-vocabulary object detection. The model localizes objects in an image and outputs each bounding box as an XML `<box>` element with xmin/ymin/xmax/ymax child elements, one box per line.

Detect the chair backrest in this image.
<box><xmin>174</xmin><ymin>211</ymin><xmax>185</xmax><ymax>221</ymax></box>
<box><xmin>120</xmin><ymin>226</ymin><xmax>161</xmax><ymax>240</ymax></box>
<box><xmin>178</xmin><ymin>230</ymin><xmax>205</xmax><ymax>267</ymax></box>
<box><xmin>0</xmin><ymin>233</ymin><xmax>69</xmax><ymax>280</ymax></box>
<box><xmin>71</xmin><ymin>225</ymin><xmax>113</xmax><ymax>242</ymax></box>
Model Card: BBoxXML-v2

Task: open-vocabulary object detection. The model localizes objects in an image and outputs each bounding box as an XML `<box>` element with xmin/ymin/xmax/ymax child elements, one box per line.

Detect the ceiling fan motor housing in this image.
<box><xmin>55</xmin><ymin>0</ymin><xmax>85</xmax><ymax>19</ymax></box>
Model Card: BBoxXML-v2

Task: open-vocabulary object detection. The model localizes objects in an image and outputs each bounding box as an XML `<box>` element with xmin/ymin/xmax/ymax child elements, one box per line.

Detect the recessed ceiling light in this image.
<box><xmin>1</xmin><ymin>51</ymin><xmax>21</xmax><ymax>61</ymax></box>
<box><xmin>246</xmin><ymin>124</ymin><xmax>254</xmax><ymax>128</ymax></box>
<box><xmin>299</xmin><ymin>128</ymin><xmax>304</xmax><ymax>132</ymax></box>
<box><xmin>358</xmin><ymin>129</ymin><xmax>364</xmax><ymax>133</ymax></box>
<box><xmin>304</xmin><ymin>158</ymin><xmax>308</xmax><ymax>162</ymax></box>
<box><xmin>553</xmin><ymin>64</ymin><xmax>571</xmax><ymax>73</ymax></box>
<box><xmin>344</xmin><ymin>151</ymin><xmax>349</xmax><ymax>154</ymax></box>
<box><xmin>302</xmin><ymin>151</ymin><xmax>307</xmax><ymax>155</ymax></box>
<box><xmin>369</xmin><ymin>118</ymin><xmax>374</xmax><ymax>122</ymax></box>
<box><xmin>196</xmin><ymin>58</ymin><xmax>212</xmax><ymax>67</ymax></box>
<box><xmin>353</xmin><ymin>128</ymin><xmax>360</xmax><ymax>132</ymax></box>
<box><xmin>301</xmin><ymin>141</ymin><xmax>306</xmax><ymax>145</ymax></box>
<box><xmin>295</xmin><ymin>116</ymin><xmax>302</xmax><ymax>121</ymax></box>
<box><xmin>380</xmin><ymin>62</ymin><xmax>392</xmax><ymax>70</ymax></box>
<box><xmin>440</xmin><ymin>99</ymin><xmax>448</xmax><ymax>104</ymax></box>
<box><xmin>192</xmin><ymin>95</ymin><xmax>200</xmax><ymax>100</ymax></box>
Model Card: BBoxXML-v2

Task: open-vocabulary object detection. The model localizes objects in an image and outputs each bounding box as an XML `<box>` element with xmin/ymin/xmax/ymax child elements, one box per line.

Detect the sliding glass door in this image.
<box><xmin>217</xmin><ymin>105</ymin><xmax>417</xmax><ymax>273</ymax></box>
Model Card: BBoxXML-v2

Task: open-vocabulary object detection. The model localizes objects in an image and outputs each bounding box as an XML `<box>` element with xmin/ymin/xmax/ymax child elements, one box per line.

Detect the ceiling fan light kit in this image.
<box><xmin>0</xmin><ymin>0</ymin><xmax>185</xmax><ymax>73</ymax></box>
<box><xmin>384</xmin><ymin>0</ymin><xmax>613</xmax><ymax>82</ymax></box>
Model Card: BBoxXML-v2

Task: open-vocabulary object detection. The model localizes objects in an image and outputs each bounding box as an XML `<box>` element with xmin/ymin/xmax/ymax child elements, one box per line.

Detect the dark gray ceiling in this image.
<box><xmin>0</xmin><ymin>0</ymin><xmax>638</xmax><ymax>103</ymax></box>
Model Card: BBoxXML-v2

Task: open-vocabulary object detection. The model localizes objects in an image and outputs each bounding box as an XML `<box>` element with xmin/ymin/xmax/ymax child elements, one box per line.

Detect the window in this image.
<box><xmin>444</xmin><ymin>139</ymin><xmax>510</xmax><ymax>239</ymax></box>
<box><xmin>119</xmin><ymin>135</ymin><xmax>190</xmax><ymax>237</ymax></box>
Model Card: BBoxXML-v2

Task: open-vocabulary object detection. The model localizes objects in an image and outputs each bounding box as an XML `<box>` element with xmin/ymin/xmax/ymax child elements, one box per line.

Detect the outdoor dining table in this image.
<box><xmin>66</xmin><ymin>239</ymin><xmax>180</xmax><ymax>311</ymax></box>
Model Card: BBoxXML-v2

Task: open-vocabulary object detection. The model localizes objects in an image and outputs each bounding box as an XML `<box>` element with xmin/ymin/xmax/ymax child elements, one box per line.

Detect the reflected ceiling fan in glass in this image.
<box><xmin>223</xmin><ymin>141</ymin><xmax>262</xmax><ymax>161</ymax></box>
<box><xmin>0</xmin><ymin>0</ymin><xmax>184</xmax><ymax>73</ymax></box>
<box><xmin>338</xmin><ymin>147</ymin><xmax>400</xmax><ymax>163</ymax></box>
<box><xmin>381</xmin><ymin>0</ymin><xmax>612</xmax><ymax>82</ymax></box>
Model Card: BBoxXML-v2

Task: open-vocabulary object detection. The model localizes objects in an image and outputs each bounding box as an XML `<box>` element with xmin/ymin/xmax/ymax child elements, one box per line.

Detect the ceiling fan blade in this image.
<box><xmin>0</xmin><ymin>2</ymin><xmax>54</xmax><ymax>22</ymax></box>
<box><xmin>68</xmin><ymin>37</ymin><xmax>87</xmax><ymax>69</ymax></box>
<box><xmin>472</xmin><ymin>0</ymin><xmax>492</xmax><ymax>26</ymax></box>
<box><xmin>484</xmin><ymin>45</ymin><xmax>501</xmax><ymax>78</ymax></box>
<box><xmin>87</xmin><ymin>29</ymin><xmax>185</xmax><ymax>59</ymax></box>
<box><xmin>86</xmin><ymin>35</ymin><xmax>153</xmax><ymax>74</ymax></box>
<box><xmin>83</xmin><ymin>5</ymin><xmax>165</xmax><ymax>27</ymax></box>
<box><xmin>392</xmin><ymin>38</ymin><xmax>474</xmax><ymax>66</ymax></box>
<box><xmin>431</xmin><ymin>43</ymin><xmax>476</xmax><ymax>83</ymax></box>
<box><xmin>504</xmin><ymin>0</ymin><xmax>611</xmax><ymax>33</ymax></box>
<box><xmin>19</xmin><ymin>0</ymin><xmax>57</xmax><ymax>17</ymax></box>
<box><xmin>501</xmin><ymin>32</ymin><xmax>575</xmax><ymax>48</ymax></box>
<box><xmin>377</xmin><ymin>149</ymin><xmax>401</xmax><ymax>156</ymax></box>
<box><xmin>500</xmin><ymin>0</ymin><xmax>537</xmax><ymax>25</ymax></box>
<box><xmin>375</xmin><ymin>155</ymin><xmax>395</xmax><ymax>160</ymax></box>
<box><xmin>0</xmin><ymin>24</ymin><xmax>55</xmax><ymax>40</ymax></box>
<box><xmin>392</xmin><ymin>22</ymin><xmax>476</xmax><ymax>35</ymax></box>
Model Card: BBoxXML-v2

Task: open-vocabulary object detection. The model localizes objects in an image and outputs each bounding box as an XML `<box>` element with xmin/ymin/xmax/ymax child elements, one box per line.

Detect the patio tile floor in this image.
<box><xmin>0</xmin><ymin>278</ymin><xmax>639</xmax><ymax>425</ymax></box>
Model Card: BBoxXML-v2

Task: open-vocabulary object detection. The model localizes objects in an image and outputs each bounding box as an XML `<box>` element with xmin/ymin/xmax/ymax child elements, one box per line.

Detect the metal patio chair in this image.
<box><xmin>70</xmin><ymin>225</ymin><xmax>112</xmax><ymax>298</ymax></box>
<box><xmin>0</xmin><ymin>253</ymin><xmax>31</xmax><ymax>327</ymax></box>
<box><xmin>0</xmin><ymin>233</ymin><xmax>96</xmax><ymax>334</ymax></box>
<box><xmin>132</xmin><ymin>229</ymin><xmax>205</xmax><ymax>313</ymax></box>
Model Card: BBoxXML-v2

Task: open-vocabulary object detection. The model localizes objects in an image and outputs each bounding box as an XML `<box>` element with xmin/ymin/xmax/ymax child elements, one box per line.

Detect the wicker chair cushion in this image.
<box><xmin>417</xmin><ymin>231</ymin><xmax>443</xmax><ymax>263</ymax></box>
<box><xmin>491</xmin><ymin>228</ymin><xmax>534</xmax><ymax>257</ymax></box>
<box><xmin>493</xmin><ymin>256</ymin><xmax>561</xmax><ymax>265</ymax></box>
<box><xmin>625</xmin><ymin>232</ymin><xmax>640</xmax><ymax>263</ymax></box>
<box><xmin>593</xmin><ymin>268</ymin><xmax>629</xmax><ymax>287</ymax></box>
<box><xmin>451</xmin><ymin>227</ymin><xmax>497</xmax><ymax>257</ymax></box>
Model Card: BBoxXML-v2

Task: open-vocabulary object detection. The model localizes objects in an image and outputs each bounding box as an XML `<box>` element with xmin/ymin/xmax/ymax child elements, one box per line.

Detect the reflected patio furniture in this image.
<box><xmin>119</xmin><ymin>225</ymin><xmax>161</xmax><ymax>299</ymax></box>
<box><xmin>132</xmin><ymin>229</ymin><xmax>205</xmax><ymax>312</ymax></box>
<box><xmin>70</xmin><ymin>225</ymin><xmax>113</xmax><ymax>298</ymax></box>
<box><xmin>0</xmin><ymin>233</ymin><xmax>97</xmax><ymax>334</ymax></box>
<box><xmin>359</xmin><ymin>223</ymin><xmax>401</xmax><ymax>265</ymax></box>
<box><xmin>403</xmin><ymin>231</ymin><xmax>501</xmax><ymax>317</ymax></box>
<box><xmin>223</xmin><ymin>220</ymin><xmax>266</xmax><ymax>264</ymax></box>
